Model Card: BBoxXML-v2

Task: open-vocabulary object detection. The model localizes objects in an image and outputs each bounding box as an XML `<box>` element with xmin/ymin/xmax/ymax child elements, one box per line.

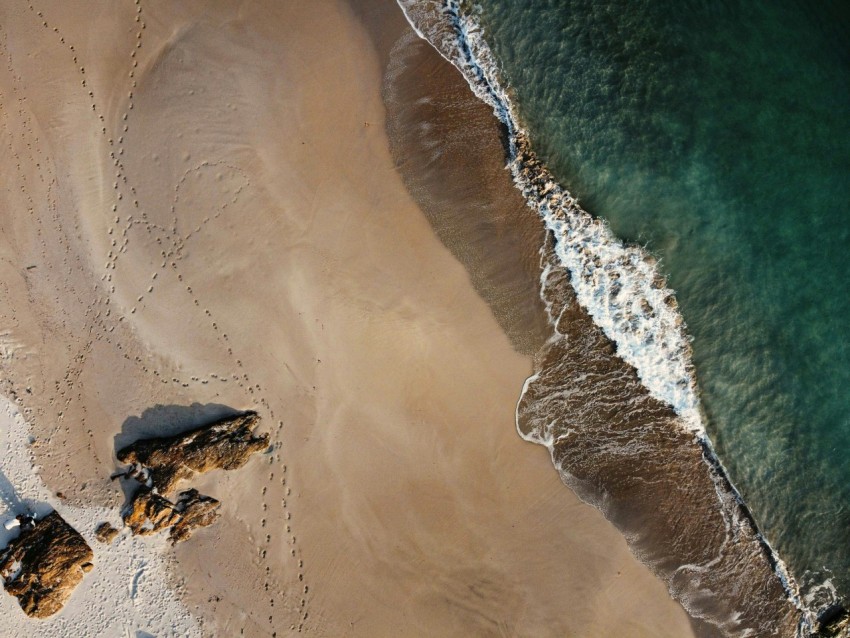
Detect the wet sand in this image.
<box><xmin>0</xmin><ymin>0</ymin><xmax>695</xmax><ymax>635</ymax></box>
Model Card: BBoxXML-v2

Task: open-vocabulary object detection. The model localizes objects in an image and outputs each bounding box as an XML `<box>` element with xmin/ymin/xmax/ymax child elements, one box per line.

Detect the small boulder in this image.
<box><xmin>0</xmin><ymin>510</ymin><xmax>93</xmax><ymax>618</ymax></box>
<box><xmin>94</xmin><ymin>522</ymin><xmax>120</xmax><ymax>544</ymax></box>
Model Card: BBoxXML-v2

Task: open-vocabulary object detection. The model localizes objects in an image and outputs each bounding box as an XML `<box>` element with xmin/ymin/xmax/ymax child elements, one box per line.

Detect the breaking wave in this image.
<box><xmin>392</xmin><ymin>1</ymin><xmax>842</xmax><ymax>635</ymax></box>
<box><xmin>397</xmin><ymin>0</ymin><xmax>702</xmax><ymax>434</ymax></box>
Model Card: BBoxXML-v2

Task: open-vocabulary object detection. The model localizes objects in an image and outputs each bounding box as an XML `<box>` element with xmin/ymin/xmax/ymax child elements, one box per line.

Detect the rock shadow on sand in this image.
<box><xmin>114</xmin><ymin>402</ymin><xmax>244</xmax><ymax>453</ymax></box>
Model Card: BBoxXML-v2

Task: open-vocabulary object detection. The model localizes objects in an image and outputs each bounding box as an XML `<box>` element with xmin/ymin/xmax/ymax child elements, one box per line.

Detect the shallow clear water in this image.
<box><xmin>473</xmin><ymin>0</ymin><xmax>850</xmax><ymax>599</ymax></box>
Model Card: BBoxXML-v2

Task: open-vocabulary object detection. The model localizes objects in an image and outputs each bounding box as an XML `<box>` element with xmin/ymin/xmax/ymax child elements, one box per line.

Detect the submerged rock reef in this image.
<box><xmin>115</xmin><ymin>411</ymin><xmax>268</xmax><ymax>544</ymax></box>
<box><xmin>814</xmin><ymin>604</ymin><xmax>850</xmax><ymax>638</ymax></box>
<box><xmin>0</xmin><ymin>510</ymin><xmax>93</xmax><ymax>618</ymax></box>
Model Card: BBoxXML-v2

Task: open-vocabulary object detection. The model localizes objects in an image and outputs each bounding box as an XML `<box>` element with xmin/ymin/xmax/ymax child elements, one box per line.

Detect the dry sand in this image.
<box><xmin>0</xmin><ymin>0</ymin><xmax>696</xmax><ymax>635</ymax></box>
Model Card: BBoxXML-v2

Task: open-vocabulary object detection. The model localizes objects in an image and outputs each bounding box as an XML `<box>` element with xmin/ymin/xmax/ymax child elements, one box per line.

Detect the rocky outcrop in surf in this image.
<box><xmin>0</xmin><ymin>510</ymin><xmax>93</xmax><ymax>618</ymax></box>
<box><xmin>813</xmin><ymin>604</ymin><xmax>849</xmax><ymax>637</ymax></box>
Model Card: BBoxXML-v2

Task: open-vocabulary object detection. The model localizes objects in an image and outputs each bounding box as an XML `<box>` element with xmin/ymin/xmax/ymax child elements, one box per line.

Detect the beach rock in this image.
<box><xmin>815</xmin><ymin>603</ymin><xmax>850</xmax><ymax>637</ymax></box>
<box><xmin>123</xmin><ymin>488</ymin><xmax>181</xmax><ymax>536</ymax></box>
<box><xmin>94</xmin><ymin>522</ymin><xmax>120</xmax><ymax>544</ymax></box>
<box><xmin>116</xmin><ymin>411</ymin><xmax>269</xmax><ymax>494</ymax></box>
<box><xmin>122</xmin><ymin>488</ymin><xmax>219</xmax><ymax>544</ymax></box>
<box><xmin>168</xmin><ymin>489</ymin><xmax>220</xmax><ymax>545</ymax></box>
<box><xmin>116</xmin><ymin>411</ymin><xmax>265</xmax><ymax>543</ymax></box>
<box><xmin>0</xmin><ymin>510</ymin><xmax>93</xmax><ymax>618</ymax></box>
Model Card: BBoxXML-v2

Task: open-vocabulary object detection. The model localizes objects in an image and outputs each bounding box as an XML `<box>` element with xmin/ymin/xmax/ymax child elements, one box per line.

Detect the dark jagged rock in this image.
<box><xmin>815</xmin><ymin>603</ymin><xmax>850</xmax><ymax>637</ymax></box>
<box><xmin>0</xmin><ymin>510</ymin><xmax>93</xmax><ymax>618</ymax></box>
<box><xmin>122</xmin><ymin>489</ymin><xmax>181</xmax><ymax>537</ymax></box>
<box><xmin>168</xmin><ymin>489</ymin><xmax>220</xmax><ymax>545</ymax></box>
<box><xmin>94</xmin><ymin>522</ymin><xmax>120</xmax><ymax>544</ymax></box>
<box><xmin>121</xmin><ymin>488</ymin><xmax>220</xmax><ymax>545</ymax></box>
<box><xmin>116</xmin><ymin>411</ymin><xmax>269</xmax><ymax>494</ymax></box>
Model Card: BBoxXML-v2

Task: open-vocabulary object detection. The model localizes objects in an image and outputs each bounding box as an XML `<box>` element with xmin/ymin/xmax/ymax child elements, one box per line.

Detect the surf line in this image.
<box><xmin>396</xmin><ymin>0</ymin><xmax>817</xmax><ymax>631</ymax></box>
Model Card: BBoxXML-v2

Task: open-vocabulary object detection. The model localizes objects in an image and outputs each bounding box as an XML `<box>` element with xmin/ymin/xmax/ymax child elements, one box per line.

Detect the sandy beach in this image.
<box><xmin>0</xmin><ymin>1</ymin><xmax>696</xmax><ymax>635</ymax></box>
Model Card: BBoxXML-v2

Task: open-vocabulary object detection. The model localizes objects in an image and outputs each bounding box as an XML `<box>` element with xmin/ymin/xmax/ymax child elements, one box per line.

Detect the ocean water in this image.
<box><xmin>465</xmin><ymin>0</ymin><xmax>850</xmax><ymax>609</ymax></box>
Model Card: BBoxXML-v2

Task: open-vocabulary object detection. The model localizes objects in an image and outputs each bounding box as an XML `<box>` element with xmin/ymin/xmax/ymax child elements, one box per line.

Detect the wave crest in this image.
<box><xmin>398</xmin><ymin>0</ymin><xmax>702</xmax><ymax>433</ymax></box>
<box><xmin>393</xmin><ymin>1</ymin><xmax>836</xmax><ymax>635</ymax></box>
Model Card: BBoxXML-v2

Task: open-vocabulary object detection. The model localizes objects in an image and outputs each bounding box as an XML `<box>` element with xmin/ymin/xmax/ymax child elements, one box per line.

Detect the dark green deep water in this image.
<box><xmin>473</xmin><ymin>0</ymin><xmax>850</xmax><ymax>600</ymax></box>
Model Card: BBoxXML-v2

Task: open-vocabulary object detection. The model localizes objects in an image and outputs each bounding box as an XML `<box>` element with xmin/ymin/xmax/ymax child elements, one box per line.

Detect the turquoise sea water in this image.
<box><xmin>473</xmin><ymin>0</ymin><xmax>850</xmax><ymax>601</ymax></box>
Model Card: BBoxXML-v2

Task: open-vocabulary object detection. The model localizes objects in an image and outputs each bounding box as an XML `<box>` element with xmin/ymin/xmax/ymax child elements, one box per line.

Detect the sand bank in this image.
<box><xmin>0</xmin><ymin>0</ymin><xmax>694</xmax><ymax>635</ymax></box>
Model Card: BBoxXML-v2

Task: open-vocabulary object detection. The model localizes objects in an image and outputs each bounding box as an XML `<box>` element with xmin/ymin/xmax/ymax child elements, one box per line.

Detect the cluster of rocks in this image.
<box><xmin>0</xmin><ymin>410</ymin><xmax>268</xmax><ymax>619</ymax></box>
<box><xmin>114</xmin><ymin>411</ymin><xmax>268</xmax><ymax>545</ymax></box>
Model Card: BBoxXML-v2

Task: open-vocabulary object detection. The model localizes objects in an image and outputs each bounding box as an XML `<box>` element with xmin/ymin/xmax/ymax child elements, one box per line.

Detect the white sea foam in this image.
<box><xmin>0</xmin><ymin>396</ymin><xmax>202</xmax><ymax>637</ymax></box>
<box><xmin>398</xmin><ymin>0</ymin><xmax>704</xmax><ymax>435</ymax></box>
<box><xmin>397</xmin><ymin>1</ymin><xmax>824</xmax><ymax>632</ymax></box>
